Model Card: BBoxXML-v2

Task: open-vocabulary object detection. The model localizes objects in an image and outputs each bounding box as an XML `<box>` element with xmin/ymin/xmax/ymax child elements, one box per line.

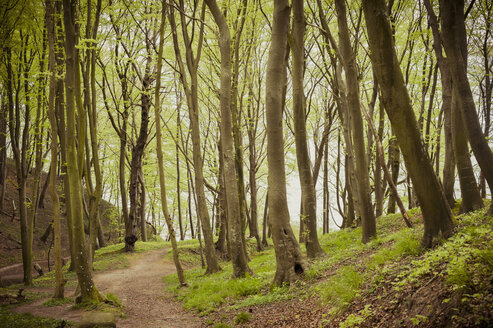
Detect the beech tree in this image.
<box><xmin>362</xmin><ymin>0</ymin><xmax>454</xmax><ymax>247</ymax></box>
<box><xmin>266</xmin><ymin>0</ymin><xmax>306</xmax><ymax>286</ymax></box>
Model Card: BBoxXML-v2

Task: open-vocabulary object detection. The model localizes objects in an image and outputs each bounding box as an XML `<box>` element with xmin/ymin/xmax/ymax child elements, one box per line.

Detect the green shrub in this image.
<box><xmin>234</xmin><ymin>312</ymin><xmax>251</xmax><ymax>324</ymax></box>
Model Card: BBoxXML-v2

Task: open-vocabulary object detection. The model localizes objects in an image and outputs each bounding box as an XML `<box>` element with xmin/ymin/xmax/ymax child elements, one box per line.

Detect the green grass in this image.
<box><xmin>0</xmin><ymin>307</ymin><xmax>73</xmax><ymax>328</ymax></box>
<box><xmin>164</xmin><ymin>210</ymin><xmax>426</xmax><ymax>316</ymax></box>
<box><xmin>41</xmin><ymin>297</ymin><xmax>74</xmax><ymax>307</ymax></box>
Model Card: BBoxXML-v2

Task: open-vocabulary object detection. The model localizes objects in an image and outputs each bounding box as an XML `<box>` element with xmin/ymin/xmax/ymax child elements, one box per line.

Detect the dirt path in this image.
<box><xmin>95</xmin><ymin>249</ymin><xmax>201</xmax><ymax>328</ymax></box>
<box><xmin>13</xmin><ymin>248</ymin><xmax>203</xmax><ymax>328</ymax></box>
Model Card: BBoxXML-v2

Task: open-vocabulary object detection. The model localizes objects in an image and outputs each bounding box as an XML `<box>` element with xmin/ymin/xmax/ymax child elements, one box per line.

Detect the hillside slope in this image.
<box><xmin>0</xmin><ymin>159</ymin><xmax>121</xmax><ymax>271</ymax></box>
<box><xmin>163</xmin><ymin>206</ymin><xmax>493</xmax><ymax>327</ymax></box>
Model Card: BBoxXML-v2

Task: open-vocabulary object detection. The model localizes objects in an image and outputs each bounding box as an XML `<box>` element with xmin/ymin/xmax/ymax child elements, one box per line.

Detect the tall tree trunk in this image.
<box><xmin>452</xmin><ymin>92</ymin><xmax>483</xmax><ymax>213</ymax></box>
<box><xmin>62</xmin><ymin>0</ymin><xmax>103</xmax><ymax>302</ymax></box>
<box><xmin>423</xmin><ymin>0</ymin><xmax>456</xmax><ymax>207</ymax></box>
<box><xmin>335</xmin><ymin>0</ymin><xmax>376</xmax><ymax>243</ymax></box>
<box><xmin>126</xmin><ymin>59</ymin><xmax>151</xmax><ymax>252</ymax></box>
<box><xmin>440</xmin><ymin>0</ymin><xmax>493</xmax><ymax>213</ymax></box>
<box><xmin>363</xmin><ymin>0</ymin><xmax>454</xmax><ymax>248</ymax></box>
<box><xmin>205</xmin><ymin>0</ymin><xmax>252</xmax><ymax>277</ymax></box>
<box><xmin>154</xmin><ymin>1</ymin><xmax>186</xmax><ymax>286</ymax></box>
<box><xmin>46</xmin><ymin>0</ymin><xmax>65</xmax><ymax>298</ymax></box>
<box><xmin>7</xmin><ymin>41</ymin><xmax>32</xmax><ymax>285</ymax></box>
<box><xmin>292</xmin><ymin>0</ymin><xmax>325</xmax><ymax>257</ymax></box>
<box><xmin>169</xmin><ymin>4</ymin><xmax>220</xmax><ymax>273</ymax></box>
<box><xmin>0</xmin><ymin>92</ymin><xmax>6</xmax><ymax>212</ymax></box>
<box><xmin>266</xmin><ymin>0</ymin><xmax>306</xmax><ymax>286</ymax></box>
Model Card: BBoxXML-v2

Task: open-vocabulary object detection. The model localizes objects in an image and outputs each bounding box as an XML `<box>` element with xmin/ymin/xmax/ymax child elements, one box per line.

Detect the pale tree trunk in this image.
<box><xmin>363</xmin><ymin>0</ymin><xmax>454</xmax><ymax>248</ymax></box>
<box><xmin>266</xmin><ymin>0</ymin><xmax>306</xmax><ymax>286</ymax></box>
<box><xmin>154</xmin><ymin>1</ymin><xmax>186</xmax><ymax>286</ymax></box>
<box><xmin>292</xmin><ymin>0</ymin><xmax>325</xmax><ymax>257</ymax></box>
<box><xmin>205</xmin><ymin>0</ymin><xmax>252</xmax><ymax>277</ymax></box>
<box><xmin>169</xmin><ymin>4</ymin><xmax>220</xmax><ymax>273</ymax></box>
<box><xmin>440</xmin><ymin>0</ymin><xmax>493</xmax><ymax>213</ymax></box>
<box><xmin>46</xmin><ymin>0</ymin><xmax>65</xmax><ymax>298</ymax></box>
<box><xmin>335</xmin><ymin>0</ymin><xmax>376</xmax><ymax>243</ymax></box>
<box><xmin>62</xmin><ymin>0</ymin><xmax>103</xmax><ymax>302</ymax></box>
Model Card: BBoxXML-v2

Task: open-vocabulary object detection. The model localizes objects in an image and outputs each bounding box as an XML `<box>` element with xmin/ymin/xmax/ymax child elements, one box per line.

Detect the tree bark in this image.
<box><xmin>335</xmin><ymin>0</ymin><xmax>376</xmax><ymax>243</ymax></box>
<box><xmin>205</xmin><ymin>0</ymin><xmax>252</xmax><ymax>277</ymax></box>
<box><xmin>154</xmin><ymin>1</ymin><xmax>186</xmax><ymax>286</ymax></box>
<box><xmin>169</xmin><ymin>4</ymin><xmax>220</xmax><ymax>273</ymax></box>
<box><xmin>440</xmin><ymin>0</ymin><xmax>493</xmax><ymax>213</ymax></box>
<box><xmin>62</xmin><ymin>0</ymin><xmax>103</xmax><ymax>302</ymax></box>
<box><xmin>363</xmin><ymin>0</ymin><xmax>454</xmax><ymax>248</ymax></box>
<box><xmin>46</xmin><ymin>0</ymin><xmax>65</xmax><ymax>298</ymax></box>
<box><xmin>292</xmin><ymin>0</ymin><xmax>325</xmax><ymax>257</ymax></box>
<box><xmin>266</xmin><ymin>0</ymin><xmax>306</xmax><ymax>286</ymax></box>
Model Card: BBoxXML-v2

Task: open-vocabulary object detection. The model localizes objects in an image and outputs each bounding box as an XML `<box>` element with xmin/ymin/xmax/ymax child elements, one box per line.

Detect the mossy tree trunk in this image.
<box><xmin>62</xmin><ymin>0</ymin><xmax>103</xmax><ymax>303</ymax></box>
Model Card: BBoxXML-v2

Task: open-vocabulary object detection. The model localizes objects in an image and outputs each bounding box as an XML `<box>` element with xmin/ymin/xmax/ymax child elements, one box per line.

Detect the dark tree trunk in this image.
<box><xmin>363</xmin><ymin>0</ymin><xmax>454</xmax><ymax>248</ymax></box>
<box><xmin>440</xmin><ymin>0</ymin><xmax>493</xmax><ymax>213</ymax></box>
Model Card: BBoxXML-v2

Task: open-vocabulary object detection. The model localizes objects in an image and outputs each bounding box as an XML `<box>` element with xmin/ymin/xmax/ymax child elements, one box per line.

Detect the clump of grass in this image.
<box><xmin>105</xmin><ymin>293</ymin><xmax>124</xmax><ymax>308</ymax></box>
<box><xmin>234</xmin><ymin>311</ymin><xmax>251</xmax><ymax>324</ymax></box>
<box><xmin>42</xmin><ymin>297</ymin><xmax>73</xmax><ymax>307</ymax></box>
<box><xmin>212</xmin><ymin>323</ymin><xmax>231</xmax><ymax>328</ymax></box>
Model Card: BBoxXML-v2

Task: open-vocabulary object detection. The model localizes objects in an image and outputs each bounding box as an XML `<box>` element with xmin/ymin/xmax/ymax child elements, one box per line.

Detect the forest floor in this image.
<box><xmin>1</xmin><ymin>206</ymin><xmax>492</xmax><ymax>328</ymax></box>
<box><xmin>1</xmin><ymin>245</ymin><xmax>203</xmax><ymax>327</ymax></box>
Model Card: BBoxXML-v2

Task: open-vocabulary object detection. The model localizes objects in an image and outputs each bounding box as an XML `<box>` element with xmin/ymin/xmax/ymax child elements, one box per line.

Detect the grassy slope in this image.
<box><xmin>164</xmin><ymin>206</ymin><xmax>493</xmax><ymax>328</ymax></box>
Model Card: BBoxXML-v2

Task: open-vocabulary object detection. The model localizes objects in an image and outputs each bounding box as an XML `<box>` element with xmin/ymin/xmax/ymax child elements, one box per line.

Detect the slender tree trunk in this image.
<box><xmin>62</xmin><ymin>0</ymin><xmax>103</xmax><ymax>302</ymax></box>
<box><xmin>363</xmin><ymin>0</ymin><xmax>454</xmax><ymax>248</ymax></box>
<box><xmin>169</xmin><ymin>5</ymin><xmax>220</xmax><ymax>273</ymax></box>
<box><xmin>139</xmin><ymin>167</ymin><xmax>147</xmax><ymax>242</ymax></box>
<box><xmin>423</xmin><ymin>0</ymin><xmax>456</xmax><ymax>207</ymax></box>
<box><xmin>266</xmin><ymin>0</ymin><xmax>306</xmax><ymax>286</ymax></box>
<box><xmin>292</xmin><ymin>0</ymin><xmax>325</xmax><ymax>256</ymax></box>
<box><xmin>387</xmin><ymin>131</ymin><xmax>400</xmax><ymax>214</ymax></box>
<box><xmin>46</xmin><ymin>0</ymin><xmax>65</xmax><ymax>298</ymax></box>
<box><xmin>126</xmin><ymin>60</ymin><xmax>151</xmax><ymax>252</ymax></box>
<box><xmin>7</xmin><ymin>42</ymin><xmax>32</xmax><ymax>285</ymax></box>
<box><xmin>440</xmin><ymin>0</ymin><xmax>493</xmax><ymax>213</ymax></box>
<box><xmin>205</xmin><ymin>0</ymin><xmax>252</xmax><ymax>277</ymax></box>
<box><xmin>335</xmin><ymin>0</ymin><xmax>376</xmax><ymax>243</ymax></box>
<box><xmin>154</xmin><ymin>1</ymin><xmax>186</xmax><ymax>285</ymax></box>
<box><xmin>374</xmin><ymin>103</ymin><xmax>385</xmax><ymax>217</ymax></box>
<box><xmin>0</xmin><ymin>92</ymin><xmax>6</xmax><ymax>212</ymax></box>
<box><xmin>452</xmin><ymin>91</ymin><xmax>483</xmax><ymax>212</ymax></box>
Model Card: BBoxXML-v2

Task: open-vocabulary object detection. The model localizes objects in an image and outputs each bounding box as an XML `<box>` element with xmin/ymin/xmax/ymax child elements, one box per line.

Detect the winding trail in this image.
<box><xmin>13</xmin><ymin>248</ymin><xmax>202</xmax><ymax>328</ymax></box>
<box><xmin>95</xmin><ymin>248</ymin><xmax>201</xmax><ymax>328</ymax></box>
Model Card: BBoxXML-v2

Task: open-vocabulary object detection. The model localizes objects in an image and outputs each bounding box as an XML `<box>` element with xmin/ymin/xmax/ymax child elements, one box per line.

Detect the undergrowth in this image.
<box><xmin>0</xmin><ymin>307</ymin><xmax>73</xmax><ymax>328</ymax></box>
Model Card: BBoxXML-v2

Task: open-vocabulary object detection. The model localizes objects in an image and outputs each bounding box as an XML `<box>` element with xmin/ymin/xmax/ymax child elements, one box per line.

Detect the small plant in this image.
<box><xmin>234</xmin><ymin>311</ymin><xmax>251</xmax><ymax>324</ymax></box>
<box><xmin>410</xmin><ymin>314</ymin><xmax>428</xmax><ymax>325</ymax></box>
<box><xmin>105</xmin><ymin>293</ymin><xmax>124</xmax><ymax>308</ymax></box>
<box><xmin>212</xmin><ymin>323</ymin><xmax>231</xmax><ymax>328</ymax></box>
